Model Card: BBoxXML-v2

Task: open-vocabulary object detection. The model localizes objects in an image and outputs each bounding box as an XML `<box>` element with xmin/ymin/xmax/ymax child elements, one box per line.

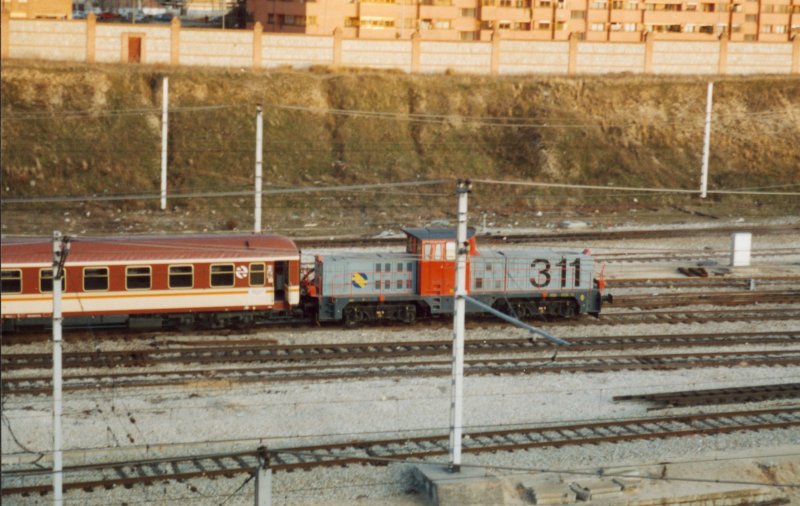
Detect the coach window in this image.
<box><xmin>83</xmin><ymin>267</ymin><xmax>109</xmax><ymax>291</ymax></box>
<box><xmin>1</xmin><ymin>270</ymin><xmax>22</xmax><ymax>293</ymax></box>
<box><xmin>39</xmin><ymin>269</ymin><xmax>66</xmax><ymax>293</ymax></box>
<box><xmin>249</xmin><ymin>263</ymin><xmax>266</xmax><ymax>286</ymax></box>
<box><xmin>169</xmin><ymin>265</ymin><xmax>193</xmax><ymax>288</ymax></box>
<box><xmin>210</xmin><ymin>264</ymin><xmax>235</xmax><ymax>287</ymax></box>
<box><xmin>433</xmin><ymin>244</ymin><xmax>443</xmax><ymax>260</ymax></box>
<box><xmin>423</xmin><ymin>244</ymin><xmax>433</xmax><ymax>260</ymax></box>
<box><xmin>126</xmin><ymin>266</ymin><xmax>151</xmax><ymax>290</ymax></box>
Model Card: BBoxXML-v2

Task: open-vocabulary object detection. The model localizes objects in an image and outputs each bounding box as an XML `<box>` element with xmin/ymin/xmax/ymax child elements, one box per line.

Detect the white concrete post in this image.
<box><xmin>255</xmin><ymin>447</ymin><xmax>271</xmax><ymax>506</ymax></box>
<box><xmin>52</xmin><ymin>231</ymin><xmax>64</xmax><ymax>505</ymax></box>
<box><xmin>449</xmin><ymin>179</ymin><xmax>471</xmax><ymax>472</ymax></box>
<box><xmin>731</xmin><ymin>232</ymin><xmax>752</xmax><ymax>267</ymax></box>
<box><xmin>160</xmin><ymin>77</ymin><xmax>169</xmax><ymax>211</ymax></box>
<box><xmin>700</xmin><ymin>81</ymin><xmax>713</xmax><ymax>198</ymax></box>
<box><xmin>255</xmin><ymin>105</ymin><xmax>263</xmax><ymax>233</ymax></box>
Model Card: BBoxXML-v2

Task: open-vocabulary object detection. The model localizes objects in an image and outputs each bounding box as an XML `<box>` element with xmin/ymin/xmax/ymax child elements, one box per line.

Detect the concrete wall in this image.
<box><xmin>3</xmin><ymin>13</ymin><xmax>799</xmax><ymax>75</ymax></box>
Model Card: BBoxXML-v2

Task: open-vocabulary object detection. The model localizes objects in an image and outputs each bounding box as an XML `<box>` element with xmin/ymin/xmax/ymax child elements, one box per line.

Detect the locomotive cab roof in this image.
<box><xmin>402</xmin><ymin>228</ymin><xmax>476</xmax><ymax>241</ymax></box>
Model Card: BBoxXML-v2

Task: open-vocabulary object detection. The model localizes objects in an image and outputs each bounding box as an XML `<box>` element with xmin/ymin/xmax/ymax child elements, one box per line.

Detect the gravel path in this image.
<box><xmin>2</xmin><ymin>224</ymin><xmax>799</xmax><ymax>505</ymax></box>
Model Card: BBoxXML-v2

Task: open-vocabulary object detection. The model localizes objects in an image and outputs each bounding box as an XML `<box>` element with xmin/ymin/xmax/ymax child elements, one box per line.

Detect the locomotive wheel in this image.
<box><xmin>343</xmin><ymin>307</ymin><xmax>361</xmax><ymax>328</ymax></box>
<box><xmin>560</xmin><ymin>301</ymin><xmax>577</xmax><ymax>318</ymax></box>
<box><xmin>400</xmin><ymin>306</ymin><xmax>416</xmax><ymax>324</ymax></box>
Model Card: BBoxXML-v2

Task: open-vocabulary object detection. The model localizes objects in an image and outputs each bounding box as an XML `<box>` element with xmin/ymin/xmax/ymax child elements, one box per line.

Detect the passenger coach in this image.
<box><xmin>0</xmin><ymin>234</ymin><xmax>301</xmax><ymax>330</ymax></box>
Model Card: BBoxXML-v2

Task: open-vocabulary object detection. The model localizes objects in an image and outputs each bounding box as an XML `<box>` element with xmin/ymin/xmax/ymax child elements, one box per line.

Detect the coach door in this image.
<box><xmin>274</xmin><ymin>262</ymin><xmax>287</xmax><ymax>301</ymax></box>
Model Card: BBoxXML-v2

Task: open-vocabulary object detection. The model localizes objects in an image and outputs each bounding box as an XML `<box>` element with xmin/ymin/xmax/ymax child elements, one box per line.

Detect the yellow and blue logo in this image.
<box><xmin>352</xmin><ymin>272</ymin><xmax>368</xmax><ymax>288</ymax></box>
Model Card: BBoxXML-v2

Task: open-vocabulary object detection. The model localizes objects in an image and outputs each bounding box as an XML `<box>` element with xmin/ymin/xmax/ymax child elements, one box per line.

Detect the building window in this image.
<box><xmin>701</xmin><ymin>2</ymin><xmax>715</xmax><ymax>11</ymax></box>
<box><xmin>612</xmin><ymin>0</ymin><xmax>624</xmax><ymax>8</ymax></box>
<box><xmin>685</xmin><ymin>23</ymin><xmax>695</xmax><ymax>32</ymax></box>
<box><xmin>538</xmin><ymin>20</ymin><xmax>551</xmax><ymax>29</ymax></box>
<box><xmin>571</xmin><ymin>10</ymin><xmax>585</xmax><ymax>18</ymax></box>
<box><xmin>460</xmin><ymin>31</ymin><xmax>479</xmax><ymax>40</ymax></box>
<box><xmin>126</xmin><ymin>266</ymin><xmax>151</xmax><ymax>290</ymax></box>
<box><xmin>250</xmin><ymin>263</ymin><xmax>266</xmax><ymax>286</ymax></box>
<box><xmin>1</xmin><ymin>269</ymin><xmax>22</xmax><ymax>293</ymax></box>
<box><xmin>83</xmin><ymin>267</ymin><xmax>109</xmax><ymax>291</ymax></box>
<box><xmin>556</xmin><ymin>20</ymin><xmax>566</xmax><ymax>30</ymax></box>
<box><xmin>460</xmin><ymin>7</ymin><xmax>476</xmax><ymax>16</ymax></box>
<box><xmin>539</xmin><ymin>0</ymin><xmax>551</xmax><ymax>6</ymax></box>
<box><xmin>267</xmin><ymin>13</ymin><xmax>274</xmax><ymax>24</ymax></box>
<box><xmin>345</xmin><ymin>17</ymin><xmax>359</xmax><ymax>27</ymax></box>
<box><xmin>39</xmin><ymin>269</ymin><xmax>66</xmax><ymax>293</ymax></box>
<box><xmin>481</xmin><ymin>20</ymin><xmax>494</xmax><ymax>29</ymax></box>
<box><xmin>211</xmin><ymin>264</ymin><xmax>235</xmax><ymax>287</ymax></box>
<box><xmin>624</xmin><ymin>22</ymin><xmax>637</xmax><ymax>31</ymax></box>
<box><xmin>169</xmin><ymin>265</ymin><xmax>193</xmax><ymax>289</ymax></box>
<box><xmin>591</xmin><ymin>22</ymin><xmax>605</xmax><ymax>30</ymax></box>
<box><xmin>745</xmin><ymin>14</ymin><xmax>757</xmax><ymax>21</ymax></box>
<box><xmin>591</xmin><ymin>0</ymin><xmax>606</xmax><ymax>8</ymax></box>
<box><xmin>699</xmin><ymin>24</ymin><xmax>714</xmax><ymax>33</ymax></box>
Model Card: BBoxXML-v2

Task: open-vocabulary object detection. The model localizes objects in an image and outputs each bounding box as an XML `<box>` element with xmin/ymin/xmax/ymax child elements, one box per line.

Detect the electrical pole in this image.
<box><xmin>51</xmin><ymin>232</ymin><xmax>69</xmax><ymax>505</ymax></box>
<box><xmin>255</xmin><ymin>105</ymin><xmax>263</xmax><ymax>233</ymax></box>
<box><xmin>700</xmin><ymin>81</ymin><xmax>713</xmax><ymax>199</ymax></box>
<box><xmin>448</xmin><ymin>179</ymin><xmax>471</xmax><ymax>472</ymax></box>
<box><xmin>160</xmin><ymin>77</ymin><xmax>169</xmax><ymax>211</ymax></box>
<box><xmin>255</xmin><ymin>446</ymin><xmax>272</xmax><ymax>506</ymax></box>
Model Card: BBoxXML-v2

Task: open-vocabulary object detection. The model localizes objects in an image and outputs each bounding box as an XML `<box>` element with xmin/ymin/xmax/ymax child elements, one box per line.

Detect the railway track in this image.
<box><xmin>612</xmin><ymin>290</ymin><xmax>800</xmax><ymax>309</ymax></box>
<box><xmin>3</xmin><ymin>304</ymin><xmax>800</xmax><ymax>345</ymax></box>
<box><xmin>4</xmin><ymin>349</ymin><xmax>799</xmax><ymax>396</ymax></box>
<box><xmin>606</xmin><ymin>276</ymin><xmax>800</xmax><ymax>289</ymax></box>
<box><xmin>614</xmin><ymin>383</ymin><xmax>800</xmax><ymax>410</ymax></box>
<box><xmin>3</xmin><ymin>331</ymin><xmax>798</xmax><ymax>372</ymax></box>
<box><xmin>594</xmin><ymin>247</ymin><xmax>799</xmax><ymax>264</ymax></box>
<box><xmin>3</xmin><ymin>407</ymin><xmax>798</xmax><ymax>497</ymax></box>
<box><xmin>294</xmin><ymin>224</ymin><xmax>800</xmax><ymax>249</ymax></box>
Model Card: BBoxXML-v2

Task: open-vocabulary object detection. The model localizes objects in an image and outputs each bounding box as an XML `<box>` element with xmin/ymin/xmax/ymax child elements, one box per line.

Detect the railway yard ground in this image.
<box><xmin>2</xmin><ymin>217</ymin><xmax>800</xmax><ymax>505</ymax></box>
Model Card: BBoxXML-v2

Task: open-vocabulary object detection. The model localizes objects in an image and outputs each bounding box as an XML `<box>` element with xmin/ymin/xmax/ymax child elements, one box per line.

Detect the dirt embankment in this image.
<box><xmin>1</xmin><ymin>61</ymin><xmax>798</xmax><ymax>235</ymax></box>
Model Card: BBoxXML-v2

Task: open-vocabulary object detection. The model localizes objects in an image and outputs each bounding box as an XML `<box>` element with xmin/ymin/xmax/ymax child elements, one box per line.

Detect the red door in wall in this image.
<box><xmin>128</xmin><ymin>37</ymin><xmax>141</xmax><ymax>63</ymax></box>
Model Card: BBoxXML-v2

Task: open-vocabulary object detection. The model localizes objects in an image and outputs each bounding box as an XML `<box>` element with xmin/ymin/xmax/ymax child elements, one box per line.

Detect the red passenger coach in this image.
<box><xmin>1</xmin><ymin>234</ymin><xmax>301</xmax><ymax>330</ymax></box>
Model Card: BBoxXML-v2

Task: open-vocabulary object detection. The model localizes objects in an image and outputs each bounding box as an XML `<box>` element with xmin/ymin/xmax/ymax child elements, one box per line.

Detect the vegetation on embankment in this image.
<box><xmin>1</xmin><ymin>60</ymin><xmax>798</xmax><ymax>235</ymax></box>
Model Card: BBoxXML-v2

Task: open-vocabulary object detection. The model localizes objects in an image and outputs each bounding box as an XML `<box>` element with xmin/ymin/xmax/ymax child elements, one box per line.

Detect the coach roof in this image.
<box><xmin>0</xmin><ymin>234</ymin><xmax>299</xmax><ymax>266</ymax></box>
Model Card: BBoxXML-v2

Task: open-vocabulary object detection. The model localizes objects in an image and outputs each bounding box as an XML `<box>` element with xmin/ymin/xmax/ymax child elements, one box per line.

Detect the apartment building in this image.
<box><xmin>3</xmin><ymin>0</ymin><xmax>71</xmax><ymax>18</ymax></box>
<box><xmin>246</xmin><ymin>0</ymin><xmax>799</xmax><ymax>42</ymax></box>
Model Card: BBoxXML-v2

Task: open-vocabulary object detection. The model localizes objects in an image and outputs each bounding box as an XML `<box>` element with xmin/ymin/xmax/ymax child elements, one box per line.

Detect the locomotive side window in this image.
<box><xmin>397</xmin><ymin>263</ymin><xmax>403</xmax><ymax>272</ymax></box>
<box><xmin>39</xmin><ymin>269</ymin><xmax>66</xmax><ymax>293</ymax></box>
<box><xmin>385</xmin><ymin>263</ymin><xmax>391</xmax><ymax>272</ymax></box>
<box><xmin>423</xmin><ymin>244</ymin><xmax>433</xmax><ymax>260</ymax></box>
<box><xmin>445</xmin><ymin>242</ymin><xmax>456</xmax><ymax>260</ymax></box>
<box><xmin>249</xmin><ymin>263</ymin><xmax>265</xmax><ymax>286</ymax></box>
<box><xmin>83</xmin><ymin>267</ymin><xmax>109</xmax><ymax>291</ymax></box>
<box><xmin>169</xmin><ymin>265</ymin><xmax>193</xmax><ymax>288</ymax></box>
<box><xmin>434</xmin><ymin>244</ymin><xmax>443</xmax><ymax>260</ymax></box>
<box><xmin>1</xmin><ymin>270</ymin><xmax>22</xmax><ymax>293</ymax></box>
<box><xmin>375</xmin><ymin>263</ymin><xmax>381</xmax><ymax>273</ymax></box>
<box><xmin>210</xmin><ymin>264</ymin><xmax>235</xmax><ymax>287</ymax></box>
<box><xmin>126</xmin><ymin>266</ymin><xmax>151</xmax><ymax>290</ymax></box>
<box><xmin>407</xmin><ymin>262</ymin><xmax>413</xmax><ymax>272</ymax></box>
